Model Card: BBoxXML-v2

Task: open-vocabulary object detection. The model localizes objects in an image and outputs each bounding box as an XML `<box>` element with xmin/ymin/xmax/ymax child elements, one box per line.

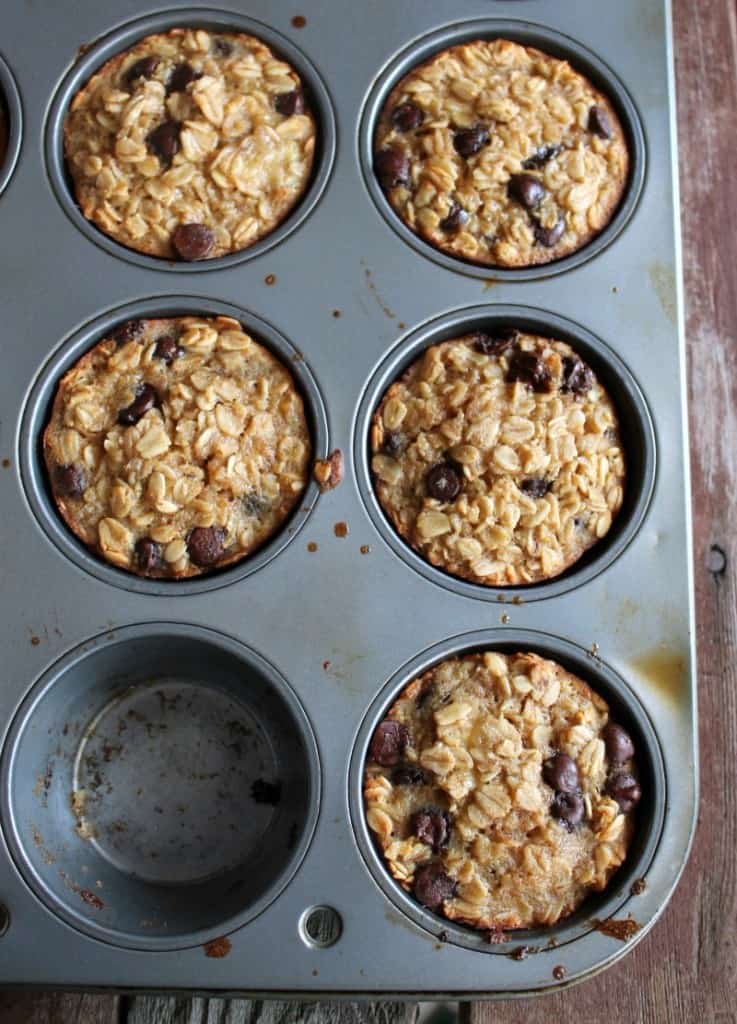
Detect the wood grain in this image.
<box><xmin>4</xmin><ymin>0</ymin><xmax>733</xmax><ymax>1020</ymax></box>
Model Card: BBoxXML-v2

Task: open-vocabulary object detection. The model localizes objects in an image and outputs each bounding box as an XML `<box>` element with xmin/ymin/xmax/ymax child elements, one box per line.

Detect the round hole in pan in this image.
<box><xmin>0</xmin><ymin>623</ymin><xmax>321</xmax><ymax>951</ymax></box>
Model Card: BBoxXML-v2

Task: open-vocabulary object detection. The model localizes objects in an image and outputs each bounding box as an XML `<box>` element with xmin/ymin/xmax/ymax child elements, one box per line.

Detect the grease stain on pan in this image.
<box><xmin>630</xmin><ymin>646</ymin><xmax>688</xmax><ymax>702</ymax></box>
<box><xmin>204</xmin><ymin>935</ymin><xmax>232</xmax><ymax>958</ymax></box>
<box><xmin>594</xmin><ymin>915</ymin><xmax>641</xmax><ymax>941</ymax></box>
<box><xmin>648</xmin><ymin>261</ymin><xmax>677</xmax><ymax>326</ymax></box>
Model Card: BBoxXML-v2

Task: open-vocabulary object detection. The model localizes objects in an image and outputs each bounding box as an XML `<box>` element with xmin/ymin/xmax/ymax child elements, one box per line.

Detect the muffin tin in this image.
<box><xmin>0</xmin><ymin>0</ymin><xmax>695</xmax><ymax>998</ymax></box>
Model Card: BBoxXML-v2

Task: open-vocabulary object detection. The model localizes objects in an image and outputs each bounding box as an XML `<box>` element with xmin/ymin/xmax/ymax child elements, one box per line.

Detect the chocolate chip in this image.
<box><xmin>522</xmin><ymin>143</ymin><xmax>563</xmax><ymax>169</ymax></box>
<box><xmin>561</xmin><ymin>355</ymin><xmax>594</xmax><ymax>395</ymax></box>
<box><xmin>413</xmin><ymin>864</ymin><xmax>457</xmax><ymax>911</ymax></box>
<box><xmin>167</xmin><ymin>62</ymin><xmax>202</xmax><ymax>94</ymax></box>
<box><xmin>117</xmin><ymin>383</ymin><xmax>159</xmax><ymax>426</ymax></box>
<box><xmin>375</xmin><ymin>147</ymin><xmax>411</xmax><ymax>190</ymax></box>
<box><xmin>588</xmin><ymin>105</ymin><xmax>613</xmax><ymax>139</ymax></box>
<box><xmin>551</xmin><ymin>790</ymin><xmax>585</xmax><ymax>830</ymax></box>
<box><xmin>392</xmin><ymin>764</ymin><xmax>427</xmax><ymax>786</ymax></box>
<box><xmin>154</xmin><ymin>336</ymin><xmax>183</xmax><ymax>363</ymax></box>
<box><xmin>111</xmin><ymin>320</ymin><xmax>144</xmax><ymax>346</ymax></box>
<box><xmin>425</xmin><ymin>460</ymin><xmax>463</xmax><ymax>502</ymax></box>
<box><xmin>369</xmin><ymin>720</ymin><xmax>409</xmax><ymax>766</ymax></box>
<box><xmin>53</xmin><ymin>464</ymin><xmax>86</xmax><ymax>498</ymax></box>
<box><xmin>413</xmin><ymin>809</ymin><xmax>451</xmax><ymax>853</ymax></box>
<box><xmin>392</xmin><ymin>102</ymin><xmax>424</xmax><ymax>132</ymax></box>
<box><xmin>453</xmin><ymin>124</ymin><xmax>490</xmax><ymax>158</ymax></box>
<box><xmin>172</xmin><ymin>223</ymin><xmax>215</xmax><ymax>261</ymax></box>
<box><xmin>473</xmin><ymin>328</ymin><xmax>518</xmax><ymax>356</ymax></box>
<box><xmin>506</xmin><ymin>349</ymin><xmax>552</xmax><ymax>392</ymax></box>
<box><xmin>507</xmin><ymin>173</ymin><xmax>546</xmax><ymax>209</ymax></box>
<box><xmin>607</xmin><ymin>772</ymin><xmax>642</xmax><ymax>813</ymax></box>
<box><xmin>275</xmin><ymin>88</ymin><xmax>305</xmax><ymax>116</ymax></box>
<box><xmin>382</xmin><ymin>431</ymin><xmax>404</xmax><ymax>456</ymax></box>
<box><xmin>135</xmin><ymin>537</ymin><xmax>161</xmax><ymax>572</ymax></box>
<box><xmin>187</xmin><ymin>525</ymin><xmax>225</xmax><ymax>567</ymax></box>
<box><xmin>603</xmin><ymin>722</ymin><xmax>635</xmax><ymax>764</ymax></box>
<box><xmin>534</xmin><ymin>216</ymin><xmax>565</xmax><ymax>248</ymax></box>
<box><xmin>543</xmin><ymin>753</ymin><xmax>580</xmax><ymax>793</ymax></box>
<box><xmin>124</xmin><ymin>56</ymin><xmax>159</xmax><ymax>86</ymax></box>
<box><xmin>439</xmin><ymin>203</ymin><xmax>469</xmax><ymax>233</ymax></box>
<box><xmin>212</xmin><ymin>38</ymin><xmax>233</xmax><ymax>57</ymax></box>
<box><xmin>520</xmin><ymin>477</ymin><xmax>551</xmax><ymax>499</ymax></box>
<box><xmin>147</xmin><ymin>119</ymin><xmax>181</xmax><ymax>166</ymax></box>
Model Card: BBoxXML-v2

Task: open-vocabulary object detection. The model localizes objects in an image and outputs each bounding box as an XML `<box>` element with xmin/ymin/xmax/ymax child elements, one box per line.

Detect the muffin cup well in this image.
<box><xmin>348</xmin><ymin>627</ymin><xmax>665</xmax><ymax>955</ymax></box>
<box><xmin>18</xmin><ymin>296</ymin><xmax>329</xmax><ymax>596</ymax></box>
<box><xmin>353</xmin><ymin>304</ymin><xmax>656</xmax><ymax>602</ymax></box>
<box><xmin>358</xmin><ymin>18</ymin><xmax>646</xmax><ymax>280</ymax></box>
<box><xmin>0</xmin><ymin>52</ymin><xmax>23</xmax><ymax>198</ymax></box>
<box><xmin>0</xmin><ymin>623</ymin><xmax>320</xmax><ymax>951</ymax></box>
<box><xmin>44</xmin><ymin>8</ymin><xmax>336</xmax><ymax>272</ymax></box>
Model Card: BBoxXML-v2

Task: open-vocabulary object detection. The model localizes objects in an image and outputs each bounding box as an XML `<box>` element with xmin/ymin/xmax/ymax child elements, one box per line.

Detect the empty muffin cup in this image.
<box><xmin>0</xmin><ymin>53</ymin><xmax>22</xmax><ymax>197</ymax></box>
<box><xmin>0</xmin><ymin>623</ymin><xmax>320</xmax><ymax>950</ymax></box>
<box><xmin>349</xmin><ymin>628</ymin><xmax>665</xmax><ymax>954</ymax></box>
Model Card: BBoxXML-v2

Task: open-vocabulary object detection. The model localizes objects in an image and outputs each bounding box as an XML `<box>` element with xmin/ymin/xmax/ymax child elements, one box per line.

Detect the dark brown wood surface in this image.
<box><xmin>1</xmin><ymin>0</ymin><xmax>732</xmax><ymax>1020</ymax></box>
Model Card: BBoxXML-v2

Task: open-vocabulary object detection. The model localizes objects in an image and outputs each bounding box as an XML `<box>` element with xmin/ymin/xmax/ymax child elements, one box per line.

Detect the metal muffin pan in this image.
<box><xmin>0</xmin><ymin>52</ymin><xmax>23</xmax><ymax>198</ymax></box>
<box><xmin>349</xmin><ymin>628</ymin><xmax>666</xmax><ymax>955</ymax></box>
<box><xmin>0</xmin><ymin>0</ymin><xmax>694</xmax><ymax>998</ymax></box>
<box><xmin>354</xmin><ymin>304</ymin><xmax>656</xmax><ymax>602</ymax></box>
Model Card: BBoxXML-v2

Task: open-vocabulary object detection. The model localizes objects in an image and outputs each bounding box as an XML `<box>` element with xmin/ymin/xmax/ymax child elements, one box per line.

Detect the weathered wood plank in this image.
<box><xmin>0</xmin><ymin>991</ymin><xmax>121</xmax><ymax>1024</ymax></box>
<box><xmin>467</xmin><ymin>0</ymin><xmax>737</xmax><ymax>1019</ymax></box>
<box><xmin>123</xmin><ymin>999</ymin><xmax>419</xmax><ymax>1024</ymax></box>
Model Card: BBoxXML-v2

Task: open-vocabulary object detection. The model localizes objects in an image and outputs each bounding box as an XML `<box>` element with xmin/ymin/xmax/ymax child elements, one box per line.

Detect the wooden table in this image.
<box><xmin>2</xmin><ymin>0</ymin><xmax>733</xmax><ymax>1019</ymax></box>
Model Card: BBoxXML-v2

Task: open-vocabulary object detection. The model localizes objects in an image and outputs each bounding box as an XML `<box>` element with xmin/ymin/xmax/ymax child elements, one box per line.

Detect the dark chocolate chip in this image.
<box><xmin>522</xmin><ymin>143</ymin><xmax>563</xmax><ymax>169</ymax></box>
<box><xmin>392</xmin><ymin>102</ymin><xmax>424</xmax><ymax>132</ymax></box>
<box><xmin>413</xmin><ymin>864</ymin><xmax>457</xmax><ymax>910</ymax></box>
<box><xmin>506</xmin><ymin>349</ymin><xmax>552</xmax><ymax>392</ymax></box>
<box><xmin>561</xmin><ymin>355</ymin><xmax>594</xmax><ymax>395</ymax></box>
<box><xmin>382</xmin><ymin>431</ymin><xmax>404</xmax><ymax>456</ymax></box>
<box><xmin>172</xmin><ymin>223</ymin><xmax>215</xmax><ymax>261</ymax></box>
<box><xmin>111</xmin><ymin>320</ymin><xmax>144</xmax><ymax>346</ymax></box>
<box><xmin>166</xmin><ymin>62</ymin><xmax>202</xmax><ymax>94</ymax></box>
<box><xmin>251</xmin><ymin>778</ymin><xmax>282</xmax><ymax>805</ymax></box>
<box><xmin>375</xmin><ymin>147</ymin><xmax>411</xmax><ymax>190</ymax></box>
<box><xmin>213</xmin><ymin>38</ymin><xmax>233</xmax><ymax>57</ymax></box>
<box><xmin>147</xmin><ymin>119</ymin><xmax>181</xmax><ymax>166</ymax></box>
<box><xmin>413</xmin><ymin>809</ymin><xmax>451</xmax><ymax>853</ymax></box>
<box><xmin>392</xmin><ymin>764</ymin><xmax>427</xmax><ymax>786</ymax></box>
<box><xmin>117</xmin><ymin>383</ymin><xmax>159</xmax><ymax>426</ymax></box>
<box><xmin>426</xmin><ymin>460</ymin><xmax>463</xmax><ymax>502</ymax></box>
<box><xmin>369</xmin><ymin>720</ymin><xmax>409</xmax><ymax>766</ymax></box>
<box><xmin>520</xmin><ymin>477</ymin><xmax>551</xmax><ymax>499</ymax></box>
<box><xmin>602</xmin><ymin>722</ymin><xmax>635</xmax><ymax>764</ymax></box>
<box><xmin>473</xmin><ymin>328</ymin><xmax>518</xmax><ymax>356</ymax></box>
<box><xmin>607</xmin><ymin>772</ymin><xmax>642</xmax><ymax>813</ymax></box>
<box><xmin>154</xmin><ymin>335</ymin><xmax>183</xmax><ymax>363</ymax></box>
<box><xmin>275</xmin><ymin>88</ymin><xmax>305</xmax><ymax>116</ymax></box>
<box><xmin>588</xmin><ymin>105</ymin><xmax>613</xmax><ymax>139</ymax></box>
<box><xmin>453</xmin><ymin>124</ymin><xmax>490</xmax><ymax>158</ymax></box>
<box><xmin>135</xmin><ymin>537</ymin><xmax>161</xmax><ymax>572</ymax></box>
<box><xmin>507</xmin><ymin>173</ymin><xmax>546</xmax><ymax>209</ymax></box>
<box><xmin>53</xmin><ymin>464</ymin><xmax>86</xmax><ymax>498</ymax></box>
<box><xmin>124</xmin><ymin>56</ymin><xmax>159</xmax><ymax>86</ymax></box>
<box><xmin>534</xmin><ymin>215</ymin><xmax>565</xmax><ymax>248</ymax></box>
<box><xmin>439</xmin><ymin>203</ymin><xmax>469</xmax><ymax>233</ymax></box>
<box><xmin>543</xmin><ymin>753</ymin><xmax>580</xmax><ymax>793</ymax></box>
<box><xmin>187</xmin><ymin>525</ymin><xmax>225</xmax><ymax>567</ymax></box>
<box><xmin>551</xmin><ymin>790</ymin><xmax>585</xmax><ymax>830</ymax></box>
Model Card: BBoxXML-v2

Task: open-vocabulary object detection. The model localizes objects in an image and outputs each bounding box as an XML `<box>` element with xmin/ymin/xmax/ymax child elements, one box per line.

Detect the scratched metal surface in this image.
<box><xmin>0</xmin><ymin>0</ymin><xmax>694</xmax><ymax>997</ymax></box>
